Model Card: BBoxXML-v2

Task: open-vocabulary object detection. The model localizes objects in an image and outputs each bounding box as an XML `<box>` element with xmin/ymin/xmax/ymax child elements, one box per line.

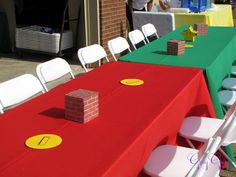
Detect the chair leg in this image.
<box><xmin>219</xmin><ymin>147</ymin><xmax>236</xmax><ymax>169</ymax></box>
<box><xmin>222</xmin><ymin>106</ymin><xmax>228</xmax><ymax>114</ymax></box>
<box><xmin>41</xmin><ymin>83</ymin><xmax>48</xmax><ymax>92</ymax></box>
<box><xmin>185</xmin><ymin>138</ymin><xmax>196</xmax><ymax>149</ymax></box>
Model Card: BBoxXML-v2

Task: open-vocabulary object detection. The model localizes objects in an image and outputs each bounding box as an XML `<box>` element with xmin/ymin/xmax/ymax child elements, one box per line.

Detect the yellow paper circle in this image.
<box><xmin>120</xmin><ymin>79</ymin><xmax>144</xmax><ymax>86</ymax></box>
<box><xmin>185</xmin><ymin>44</ymin><xmax>193</xmax><ymax>48</ymax></box>
<box><xmin>25</xmin><ymin>134</ymin><xmax>62</xmax><ymax>150</ymax></box>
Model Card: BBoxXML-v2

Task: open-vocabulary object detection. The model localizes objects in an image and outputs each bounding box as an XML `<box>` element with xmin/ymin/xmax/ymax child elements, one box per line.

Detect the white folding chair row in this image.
<box><xmin>77</xmin><ymin>23</ymin><xmax>159</xmax><ymax>64</ymax></box>
<box><xmin>77</xmin><ymin>27</ymin><xmax>158</xmax><ymax>69</ymax></box>
<box><xmin>0</xmin><ymin>57</ymin><xmax>75</xmax><ymax>114</ymax></box>
<box><xmin>77</xmin><ymin>44</ymin><xmax>109</xmax><ymax>72</ymax></box>
<box><xmin>36</xmin><ymin>57</ymin><xmax>75</xmax><ymax>92</ymax></box>
<box><xmin>128</xmin><ymin>23</ymin><xmax>159</xmax><ymax>50</ymax></box>
<box><xmin>0</xmin><ymin>74</ymin><xmax>45</xmax><ymax>114</ymax></box>
<box><xmin>77</xmin><ymin>41</ymin><xmax>130</xmax><ymax>71</ymax></box>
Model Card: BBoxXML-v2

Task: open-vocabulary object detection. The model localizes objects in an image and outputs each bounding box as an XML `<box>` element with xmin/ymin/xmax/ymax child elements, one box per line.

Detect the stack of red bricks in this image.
<box><xmin>193</xmin><ymin>23</ymin><xmax>208</xmax><ymax>35</ymax></box>
<box><xmin>167</xmin><ymin>40</ymin><xmax>185</xmax><ymax>55</ymax></box>
<box><xmin>65</xmin><ymin>89</ymin><xmax>99</xmax><ymax>123</ymax></box>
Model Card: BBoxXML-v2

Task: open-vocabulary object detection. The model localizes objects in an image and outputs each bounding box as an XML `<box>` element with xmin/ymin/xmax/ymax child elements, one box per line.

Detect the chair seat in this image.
<box><xmin>231</xmin><ymin>66</ymin><xmax>236</xmax><ymax>76</ymax></box>
<box><xmin>222</xmin><ymin>78</ymin><xmax>236</xmax><ymax>90</ymax></box>
<box><xmin>218</xmin><ymin>90</ymin><xmax>236</xmax><ymax>107</ymax></box>
<box><xmin>144</xmin><ymin>145</ymin><xmax>220</xmax><ymax>177</ymax></box>
<box><xmin>179</xmin><ymin>116</ymin><xmax>224</xmax><ymax>142</ymax></box>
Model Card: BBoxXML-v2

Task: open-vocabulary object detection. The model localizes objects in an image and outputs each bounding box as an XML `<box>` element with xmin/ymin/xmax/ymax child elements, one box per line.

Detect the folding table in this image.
<box><xmin>0</xmin><ymin>62</ymin><xmax>215</xmax><ymax>177</ymax></box>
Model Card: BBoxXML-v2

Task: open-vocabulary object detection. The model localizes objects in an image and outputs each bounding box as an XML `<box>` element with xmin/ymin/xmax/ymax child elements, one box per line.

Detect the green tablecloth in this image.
<box><xmin>120</xmin><ymin>26</ymin><xmax>236</xmax><ymax>119</ymax></box>
<box><xmin>120</xmin><ymin>26</ymin><xmax>236</xmax><ymax>167</ymax></box>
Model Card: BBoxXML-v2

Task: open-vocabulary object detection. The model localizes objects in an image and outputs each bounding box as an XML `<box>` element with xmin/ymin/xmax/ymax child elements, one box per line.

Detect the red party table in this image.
<box><xmin>0</xmin><ymin>61</ymin><xmax>215</xmax><ymax>177</ymax></box>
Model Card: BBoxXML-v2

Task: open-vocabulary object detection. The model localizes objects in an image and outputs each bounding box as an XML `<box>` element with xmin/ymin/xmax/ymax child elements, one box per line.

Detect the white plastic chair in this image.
<box><xmin>144</xmin><ymin>136</ymin><xmax>221</xmax><ymax>177</ymax></box>
<box><xmin>77</xmin><ymin>44</ymin><xmax>109</xmax><ymax>72</ymax></box>
<box><xmin>0</xmin><ymin>74</ymin><xmax>45</xmax><ymax>114</ymax></box>
<box><xmin>179</xmin><ymin>101</ymin><xmax>236</xmax><ymax>168</ymax></box>
<box><xmin>108</xmin><ymin>37</ymin><xmax>131</xmax><ymax>61</ymax></box>
<box><xmin>36</xmin><ymin>57</ymin><xmax>75</xmax><ymax>92</ymax></box>
<box><xmin>220</xmin><ymin>67</ymin><xmax>236</xmax><ymax>107</ymax></box>
<box><xmin>218</xmin><ymin>90</ymin><xmax>236</xmax><ymax>112</ymax></box>
<box><xmin>222</xmin><ymin>77</ymin><xmax>236</xmax><ymax>90</ymax></box>
<box><xmin>141</xmin><ymin>23</ymin><xmax>159</xmax><ymax>43</ymax></box>
<box><xmin>128</xmin><ymin>29</ymin><xmax>147</xmax><ymax>50</ymax></box>
<box><xmin>231</xmin><ymin>66</ymin><xmax>236</xmax><ymax>76</ymax></box>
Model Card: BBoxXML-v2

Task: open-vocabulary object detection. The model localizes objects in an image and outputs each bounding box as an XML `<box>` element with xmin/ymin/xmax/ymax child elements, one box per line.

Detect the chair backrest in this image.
<box><xmin>186</xmin><ymin>136</ymin><xmax>221</xmax><ymax>177</ymax></box>
<box><xmin>141</xmin><ymin>23</ymin><xmax>159</xmax><ymax>43</ymax></box>
<box><xmin>213</xmin><ymin>101</ymin><xmax>236</xmax><ymax>146</ymax></box>
<box><xmin>77</xmin><ymin>44</ymin><xmax>109</xmax><ymax>72</ymax></box>
<box><xmin>0</xmin><ymin>74</ymin><xmax>45</xmax><ymax>114</ymax></box>
<box><xmin>220</xmin><ymin>104</ymin><xmax>236</xmax><ymax>146</ymax></box>
<box><xmin>36</xmin><ymin>57</ymin><xmax>75</xmax><ymax>92</ymax></box>
<box><xmin>128</xmin><ymin>29</ymin><xmax>147</xmax><ymax>50</ymax></box>
<box><xmin>108</xmin><ymin>37</ymin><xmax>131</xmax><ymax>61</ymax></box>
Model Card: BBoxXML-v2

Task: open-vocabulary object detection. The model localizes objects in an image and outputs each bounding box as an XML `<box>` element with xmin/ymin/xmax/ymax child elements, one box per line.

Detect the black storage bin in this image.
<box><xmin>0</xmin><ymin>11</ymin><xmax>11</xmax><ymax>53</ymax></box>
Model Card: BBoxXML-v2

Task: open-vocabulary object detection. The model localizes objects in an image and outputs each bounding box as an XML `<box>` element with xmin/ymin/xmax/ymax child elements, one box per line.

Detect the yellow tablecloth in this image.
<box><xmin>174</xmin><ymin>5</ymin><xmax>234</xmax><ymax>28</ymax></box>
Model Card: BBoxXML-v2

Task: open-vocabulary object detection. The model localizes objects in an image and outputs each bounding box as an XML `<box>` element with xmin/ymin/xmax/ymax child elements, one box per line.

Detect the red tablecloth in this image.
<box><xmin>0</xmin><ymin>61</ymin><xmax>215</xmax><ymax>177</ymax></box>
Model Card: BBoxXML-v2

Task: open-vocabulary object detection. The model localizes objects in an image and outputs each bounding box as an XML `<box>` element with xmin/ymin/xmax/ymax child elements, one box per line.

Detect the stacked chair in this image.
<box><xmin>218</xmin><ymin>66</ymin><xmax>236</xmax><ymax>113</ymax></box>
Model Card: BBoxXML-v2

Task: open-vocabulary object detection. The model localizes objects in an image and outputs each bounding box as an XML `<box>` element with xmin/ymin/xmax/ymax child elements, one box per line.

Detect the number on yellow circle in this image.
<box><xmin>120</xmin><ymin>79</ymin><xmax>144</xmax><ymax>86</ymax></box>
<box><xmin>25</xmin><ymin>134</ymin><xmax>62</xmax><ymax>149</ymax></box>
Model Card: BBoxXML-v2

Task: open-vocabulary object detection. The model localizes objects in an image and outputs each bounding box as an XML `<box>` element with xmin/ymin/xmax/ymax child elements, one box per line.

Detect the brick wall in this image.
<box><xmin>99</xmin><ymin>0</ymin><xmax>127</xmax><ymax>59</ymax></box>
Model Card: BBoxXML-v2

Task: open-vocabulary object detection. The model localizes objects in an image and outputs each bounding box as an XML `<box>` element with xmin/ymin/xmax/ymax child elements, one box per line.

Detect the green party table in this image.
<box><xmin>120</xmin><ymin>26</ymin><xmax>236</xmax><ymax>118</ymax></box>
<box><xmin>120</xmin><ymin>26</ymin><xmax>236</xmax><ymax>167</ymax></box>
